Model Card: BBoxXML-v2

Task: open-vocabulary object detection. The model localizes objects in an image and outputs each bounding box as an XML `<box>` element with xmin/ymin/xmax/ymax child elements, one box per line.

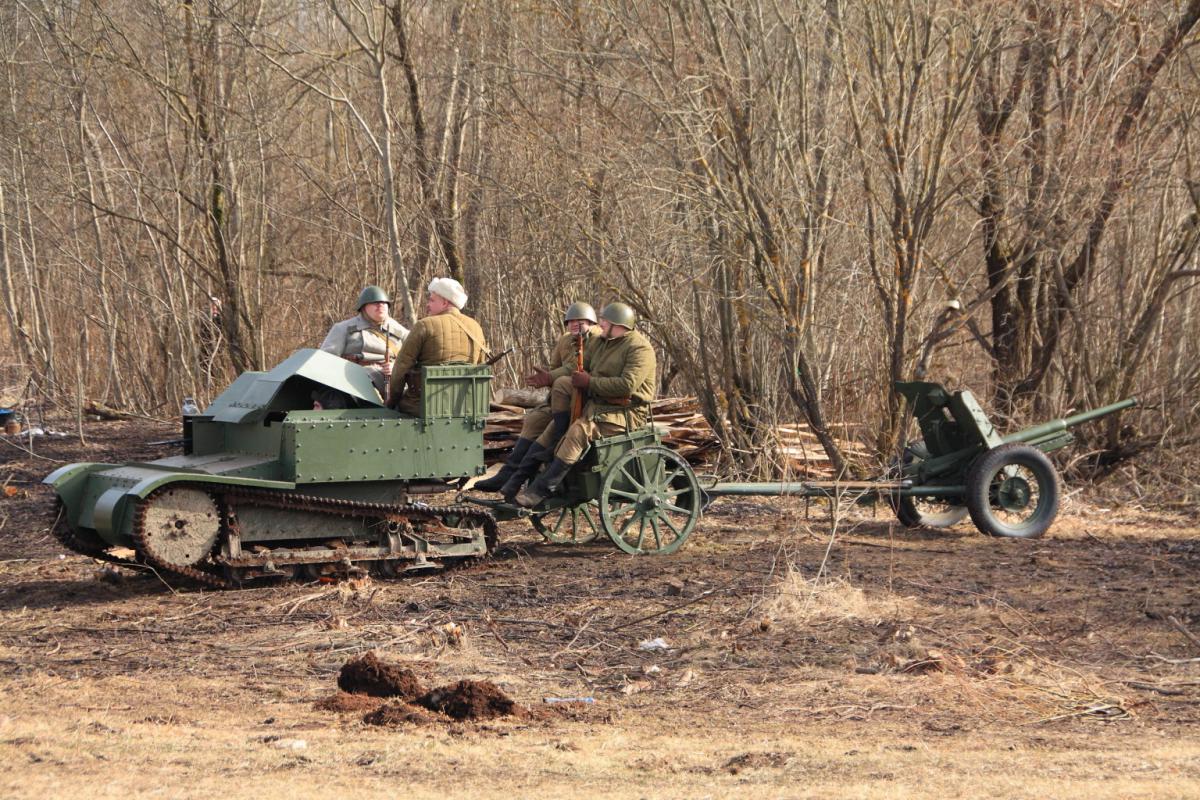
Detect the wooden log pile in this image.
<box><xmin>485</xmin><ymin>389</ymin><xmax>863</xmax><ymax>479</ymax></box>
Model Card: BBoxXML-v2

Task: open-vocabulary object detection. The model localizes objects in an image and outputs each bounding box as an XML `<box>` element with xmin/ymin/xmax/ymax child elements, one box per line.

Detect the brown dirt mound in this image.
<box><xmin>362</xmin><ymin>701</ymin><xmax>441</xmax><ymax>727</ymax></box>
<box><xmin>337</xmin><ymin>652</ymin><xmax>426</xmax><ymax>699</ymax></box>
<box><xmin>313</xmin><ymin>691</ymin><xmax>384</xmax><ymax>713</ymax></box>
<box><xmin>417</xmin><ymin>680</ymin><xmax>525</xmax><ymax>721</ymax></box>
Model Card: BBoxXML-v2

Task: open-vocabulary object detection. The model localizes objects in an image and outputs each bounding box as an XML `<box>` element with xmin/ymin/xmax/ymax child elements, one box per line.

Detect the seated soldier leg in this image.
<box><xmin>516</xmin><ymin>419</ymin><xmax>597</xmax><ymax>508</ymax></box>
<box><xmin>474</xmin><ymin>438</ymin><xmax>532</xmax><ymax>492</ymax></box>
<box><xmin>540</xmin><ymin>376</ymin><xmax>575</xmax><ymax>449</ymax></box>
<box><xmin>499</xmin><ymin>441</ymin><xmax>550</xmax><ymax>502</ymax></box>
<box><xmin>520</xmin><ymin>406</ymin><xmax>555</xmax><ymax>441</ymax></box>
<box><xmin>476</xmin><ymin>407</ymin><xmax>551</xmax><ymax>492</ymax></box>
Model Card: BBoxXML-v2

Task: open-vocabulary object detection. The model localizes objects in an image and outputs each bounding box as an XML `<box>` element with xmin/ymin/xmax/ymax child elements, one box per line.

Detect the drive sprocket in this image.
<box><xmin>132</xmin><ymin>485</ymin><xmax>231</xmax><ymax>588</ymax></box>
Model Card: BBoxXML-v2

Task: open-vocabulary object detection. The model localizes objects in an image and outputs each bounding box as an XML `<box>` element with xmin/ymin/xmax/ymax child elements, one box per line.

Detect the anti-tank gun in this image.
<box><xmin>887</xmin><ymin>381</ymin><xmax>1137</xmax><ymax>537</ymax></box>
<box><xmin>45</xmin><ymin>349</ymin><xmax>496</xmax><ymax>587</ymax></box>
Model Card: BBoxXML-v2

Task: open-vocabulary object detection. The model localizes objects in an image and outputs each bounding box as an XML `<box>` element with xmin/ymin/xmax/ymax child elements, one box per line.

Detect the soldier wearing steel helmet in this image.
<box><xmin>515</xmin><ymin>302</ymin><xmax>657</xmax><ymax>508</ymax></box>
<box><xmin>319</xmin><ymin>285</ymin><xmax>410</xmax><ymax>400</ymax></box>
<box><xmin>474</xmin><ymin>301</ymin><xmax>602</xmax><ymax>496</ymax></box>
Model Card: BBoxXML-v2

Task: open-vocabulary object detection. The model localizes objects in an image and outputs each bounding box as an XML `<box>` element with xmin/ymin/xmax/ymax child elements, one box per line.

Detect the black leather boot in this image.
<box><xmin>549</xmin><ymin>410</ymin><xmax>573</xmax><ymax>441</ymax></box>
<box><xmin>500</xmin><ymin>442</ymin><xmax>549</xmax><ymax>503</ymax></box>
<box><xmin>546</xmin><ymin>411</ymin><xmax>570</xmax><ymax>448</ymax></box>
<box><xmin>516</xmin><ymin>458</ymin><xmax>571</xmax><ymax>508</ymax></box>
<box><xmin>474</xmin><ymin>437</ymin><xmax>532</xmax><ymax>492</ymax></box>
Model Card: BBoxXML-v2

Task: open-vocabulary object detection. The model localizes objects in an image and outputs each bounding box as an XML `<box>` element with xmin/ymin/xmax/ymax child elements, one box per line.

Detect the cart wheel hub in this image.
<box><xmin>997</xmin><ymin>476</ymin><xmax>1032</xmax><ymax>511</ymax></box>
<box><xmin>635</xmin><ymin>493</ymin><xmax>659</xmax><ymax>511</ymax></box>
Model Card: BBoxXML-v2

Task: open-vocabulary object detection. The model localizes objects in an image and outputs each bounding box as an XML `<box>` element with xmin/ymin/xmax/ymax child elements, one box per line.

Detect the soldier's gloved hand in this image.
<box><xmin>571</xmin><ymin>369</ymin><xmax>591</xmax><ymax>389</ymax></box>
<box><xmin>526</xmin><ymin>368</ymin><xmax>552</xmax><ymax>388</ymax></box>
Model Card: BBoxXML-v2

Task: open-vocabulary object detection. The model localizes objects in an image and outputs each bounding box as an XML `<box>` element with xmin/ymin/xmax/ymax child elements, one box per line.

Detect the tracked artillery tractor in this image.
<box><xmin>45</xmin><ymin>349</ymin><xmax>1135</xmax><ymax>586</ymax></box>
<box><xmin>465</xmin><ymin>381</ymin><xmax>1136</xmax><ymax>550</ymax></box>
<box><xmin>45</xmin><ymin>349</ymin><xmax>497</xmax><ymax>588</ymax></box>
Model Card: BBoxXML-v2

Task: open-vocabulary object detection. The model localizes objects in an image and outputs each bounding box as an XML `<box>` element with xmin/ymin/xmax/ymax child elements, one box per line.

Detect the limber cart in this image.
<box><xmin>464</xmin><ymin>381</ymin><xmax>1137</xmax><ymax>554</ymax></box>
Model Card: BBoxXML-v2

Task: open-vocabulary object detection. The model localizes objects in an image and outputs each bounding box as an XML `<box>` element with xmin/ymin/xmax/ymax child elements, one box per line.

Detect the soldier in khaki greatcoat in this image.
<box><xmin>474</xmin><ymin>301</ymin><xmax>602</xmax><ymax>497</ymax></box>
<box><xmin>320</xmin><ymin>286</ymin><xmax>410</xmax><ymax>401</ymax></box>
<box><xmin>515</xmin><ymin>302</ymin><xmax>656</xmax><ymax>508</ymax></box>
<box><xmin>387</xmin><ymin>277</ymin><xmax>488</xmax><ymax>415</ymax></box>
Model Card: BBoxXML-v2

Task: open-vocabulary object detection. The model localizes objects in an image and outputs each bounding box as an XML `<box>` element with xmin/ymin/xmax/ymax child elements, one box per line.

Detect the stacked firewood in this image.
<box><xmin>485</xmin><ymin>389</ymin><xmax>862</xmax><ymax>479</ymax></box>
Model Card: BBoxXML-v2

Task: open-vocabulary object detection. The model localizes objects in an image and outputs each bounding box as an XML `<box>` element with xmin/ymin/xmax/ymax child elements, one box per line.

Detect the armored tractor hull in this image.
<box><xmin>45</xmin><ymin>349</ymin><xmax>497</xmax><ymax>587</ymax></box>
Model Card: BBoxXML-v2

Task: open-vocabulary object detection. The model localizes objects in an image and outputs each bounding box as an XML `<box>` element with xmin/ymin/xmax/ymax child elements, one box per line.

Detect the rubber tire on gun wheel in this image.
<box><xmin>893</xmin><ymin>495</ymin><xmax>970</xmax><ymax>529</ymax></box>
<box><xmin>965</xmin><ymin>443</ymin><xmax>1060</xmax><ymax>539</ymax></box>
<box><xmin>888</xmin><ymin>440</ymin><xmax>968</xmax><ymax>529</ymax></box>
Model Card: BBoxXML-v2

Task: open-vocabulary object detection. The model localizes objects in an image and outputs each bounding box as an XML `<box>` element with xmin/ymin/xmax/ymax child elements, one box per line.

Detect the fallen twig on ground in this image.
<box><xmin>1167</xmin><ymin>615</ymin><xmax>1200</xmax><ymax>653</ymax></box>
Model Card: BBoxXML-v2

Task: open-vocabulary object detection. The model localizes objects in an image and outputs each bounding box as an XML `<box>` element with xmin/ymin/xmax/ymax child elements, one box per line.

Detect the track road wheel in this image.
<box><xmin>438</xmin><ymin>508</ymin><xmax>499</xmax><ymax>570</ymax></box>
<box><xmin>530</xmin><ymin>500</ymin><xmax>602</xmax><ymax>544</ymax></box>
<box><xmin>599</xmin><ymin>446</ymin><xmax>701</xmax><ymax>555</ymax></box>
<box><xmin>965</xmin><ymin>443</ymin><xmax>1060</xmax><ymax>539</ymax></box>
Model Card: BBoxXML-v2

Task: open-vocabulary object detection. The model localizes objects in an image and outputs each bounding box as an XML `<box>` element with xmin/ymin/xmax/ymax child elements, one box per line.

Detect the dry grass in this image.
<box><xmin>762</xmin><ymin>565</ymin><xmax>918</xmax><ymax>626</ymax></box>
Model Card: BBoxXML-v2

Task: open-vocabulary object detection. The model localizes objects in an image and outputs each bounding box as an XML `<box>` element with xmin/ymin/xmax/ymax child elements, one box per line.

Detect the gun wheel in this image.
<box><xmin>890</xmin><ymin>440</ymin><xmax>968</xmax><ymax>529</ymax></box>
<box><xmin>893</xmin><ymin>495</ymin><xmax>969</xmax><ymax>529</ymax></box>
<box><xmin>599</xmin><ymin>446</ymin><xmax>700</xmax><ymax>555</ymax></box>
<box><xmin>530</xmin><ymin>500</ymin><xmax>602</xmax><ymax>544</ymax></box>
<box><xmin>965</xmin><ymin>443</ymin><xmax>1060</xmax><ymax>539</ymax></box>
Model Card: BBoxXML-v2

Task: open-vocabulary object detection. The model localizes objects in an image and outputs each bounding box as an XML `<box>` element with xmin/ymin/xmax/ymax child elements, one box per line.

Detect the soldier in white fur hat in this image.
<box><xmin>387</xmin><ymin>277</ymin><xmax>488</xmax><ymax>415</ymax></box>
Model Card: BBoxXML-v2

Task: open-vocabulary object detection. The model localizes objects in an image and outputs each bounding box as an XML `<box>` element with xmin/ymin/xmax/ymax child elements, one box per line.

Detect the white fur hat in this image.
<box><xmin>428</xmin><ymin>277</ymin><xmax>467</xmax><ymax>310</ymax></box>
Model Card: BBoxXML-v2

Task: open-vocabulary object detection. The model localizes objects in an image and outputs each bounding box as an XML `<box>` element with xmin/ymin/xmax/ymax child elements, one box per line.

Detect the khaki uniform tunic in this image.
<box><xmin>523</xmin><ymin>324</ymin><xmax>602</xmax><ymax>444</ymax></box>
<box><xmin>319</xmin><ymin>314</ymin><xmax>410</xmax><ymax>398</ymax></box>
<box><xmin>548</xmin><ymin>329</ymin><xmax>657</xmax><ymax>464</ymax></box>
<box><xmin>387</xmin><ymin>308</ymin><xmax>488</xmax><ymax>414</ymax></box>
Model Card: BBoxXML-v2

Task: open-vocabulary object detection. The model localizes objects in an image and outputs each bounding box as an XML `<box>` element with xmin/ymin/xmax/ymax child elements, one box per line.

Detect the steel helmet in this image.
<box><xmin>563</xmin><ymin>301</ymin><xmax>598</xmax><ymax>325</ymax></box>
<box><xmin>356</xmin><ymin>285</ymin><xmax>390</xmax><ymax>311</ymax></box>
<box><xmin>600</xmin><ymin>302</ymin><xmax>637</xmax><ymax>330</ymax></box>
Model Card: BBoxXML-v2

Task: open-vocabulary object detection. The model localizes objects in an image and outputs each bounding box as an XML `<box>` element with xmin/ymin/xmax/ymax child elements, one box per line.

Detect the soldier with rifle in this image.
<box><xmin>319</xmin><ymin>285</ymin><xmax>409</xmax><ymax>402</ymax></box>
<box><xmin>515</xmin><ymin>302</ymin><xmax>656</xmax><ymax>508</ymax></box>
<box><xmin>474</xmin><ymin>301</ymin><xmax>601</xmax><ymax>498</ymax></box>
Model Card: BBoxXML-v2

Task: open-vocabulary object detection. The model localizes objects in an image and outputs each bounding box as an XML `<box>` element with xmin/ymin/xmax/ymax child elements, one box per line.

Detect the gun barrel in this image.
<box><xmin>1000</xmin><ymin>397</ymin><xmax>1137</xmax><ymax>445</ymax></box>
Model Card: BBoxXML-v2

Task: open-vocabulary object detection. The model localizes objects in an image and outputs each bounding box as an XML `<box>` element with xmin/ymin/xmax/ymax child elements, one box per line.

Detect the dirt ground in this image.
<box><xmin>1</xmin><ymin>419</ymin><xmax>1199</xmax><ymax>799</ymax></box>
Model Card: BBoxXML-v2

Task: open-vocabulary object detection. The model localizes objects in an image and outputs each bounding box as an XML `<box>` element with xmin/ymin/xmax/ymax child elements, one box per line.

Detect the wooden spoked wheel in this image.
<box><xmin>598</xmin><ymin>446</ymin><xmax>701</xmax><ymax>555</ymax></box>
